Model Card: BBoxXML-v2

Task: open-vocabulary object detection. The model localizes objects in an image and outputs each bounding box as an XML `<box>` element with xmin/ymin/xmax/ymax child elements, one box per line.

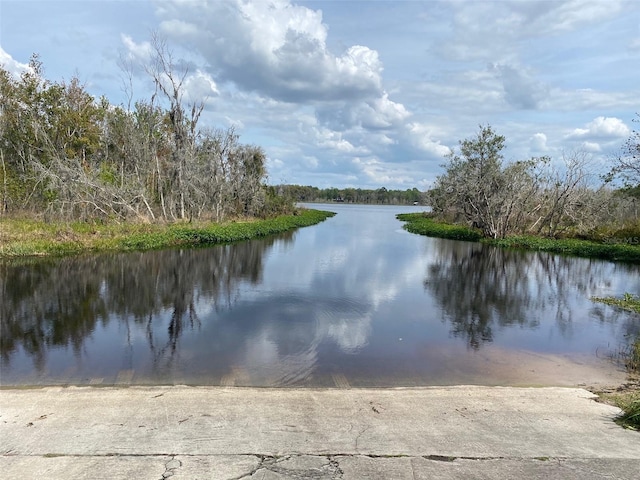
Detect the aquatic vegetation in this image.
<box><xmin>592</xmin><ymin>293</ymin><xmax>640</xmax><ymax>315</ymax></box>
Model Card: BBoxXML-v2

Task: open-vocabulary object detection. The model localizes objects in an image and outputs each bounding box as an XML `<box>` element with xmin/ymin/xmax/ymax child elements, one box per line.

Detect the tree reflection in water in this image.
<box><xmin>0</xmin><ymin>231</ymin><xmax>294</xmax><ymax>373</ymax></box>
<box><xmin>423</xmin><ymin>238</ymin><xmax>639</xmax><ymax>349</ymax></box>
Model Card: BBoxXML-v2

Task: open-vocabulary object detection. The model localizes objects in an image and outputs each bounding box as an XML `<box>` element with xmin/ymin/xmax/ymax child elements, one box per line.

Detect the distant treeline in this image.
<box><xmin>276</xmin><ymin>184</ymin><xmax>427</xmax><ymax>205</ymax></box>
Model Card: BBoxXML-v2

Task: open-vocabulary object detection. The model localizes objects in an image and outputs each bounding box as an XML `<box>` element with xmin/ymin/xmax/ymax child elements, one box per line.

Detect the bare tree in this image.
<box><xmin>611</xmin><ymin>113</ymin><xmax>640</xmax><ymax>188</ymax></box>
<box><xmin>146</xmin><ymin>33</ymin><xmax>204</xmax><ymax>220</ymax></box>
<box><xmin>530</xmin><ymin>151</ymin><xmax>598</xmax><ymax>237</ymax></box>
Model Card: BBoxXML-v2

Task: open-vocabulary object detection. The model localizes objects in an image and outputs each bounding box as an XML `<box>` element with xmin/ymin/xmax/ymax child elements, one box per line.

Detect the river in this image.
<box><xmin>1</xmin><ymin>204</ymin><xmax>639</xmax><ymax>388</ymax></box>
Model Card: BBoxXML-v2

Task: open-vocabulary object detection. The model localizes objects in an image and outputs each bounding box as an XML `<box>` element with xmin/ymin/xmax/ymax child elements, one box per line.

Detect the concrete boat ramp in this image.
<box><xmin>1</xmin><ymin>385</ymin><xmax>638</xmax><ymax>479</ymax></box>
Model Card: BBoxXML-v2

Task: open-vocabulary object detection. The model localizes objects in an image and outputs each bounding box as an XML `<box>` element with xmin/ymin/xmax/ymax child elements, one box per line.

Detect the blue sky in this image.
<box><xmin>1</xmin><ymin>0</ymin><xmax>638</xmax><ymax>190</ymax></box>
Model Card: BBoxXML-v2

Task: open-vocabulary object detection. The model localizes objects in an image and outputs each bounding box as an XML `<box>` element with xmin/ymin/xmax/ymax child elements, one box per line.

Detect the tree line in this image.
<box><xmin>428</xmin><ymin>123</ymin><xmax>639</xmax><ymax>239</ymax></box>
<box><xmin>276</xmin><ymin>184</ymin><xmax>426</xmax><ymax>205</ymax></box>
<box><xmin>0</xmin><ymin>40</ymin><xmax>291</xmax><ymax>223</ymax></box>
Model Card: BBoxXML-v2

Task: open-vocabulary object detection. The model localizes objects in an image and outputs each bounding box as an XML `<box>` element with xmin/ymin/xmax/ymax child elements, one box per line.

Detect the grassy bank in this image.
<box><xmin>592</xmin><ymin>294</ymin><xmax>640</xmax><ymax>430</ymax></box>
<box><xmin>396</xmin><ymin>212</ymin><xmax>640</xmax><ymax>264</ymax></box>
<box><xmin>0</xmin><ymin>209</ymin><xmax>335</xmax><ymax>259</ymax></box>
<box><xmin>396</xmin><ymin>213</ymin><xmax>483</xmax><ymax>242</ymax></box>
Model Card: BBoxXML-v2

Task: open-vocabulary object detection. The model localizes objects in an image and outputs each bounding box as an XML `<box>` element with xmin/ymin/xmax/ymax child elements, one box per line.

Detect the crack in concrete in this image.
<box><xmin>328</xmin><ymin>456</ymin><xmax>344</xmax><ymax>479</ymax></box>
<box><xmin>5</xmin><ymin>452</ymin><xmax>638</xmax><ymax>479</ymax></box>
<box><xmin>230</xmin><ymin>454</ymin><xmax>344</xmax><ymax>479</ymax></box>
<box><xmin>159</xmin><ymin>455</ymin><xmax>181</xmax><ymax>479</ymax></box>
<box><xmin>227</xmin><ymin>454</ymin><xmax>268</xmax><ymax>480</ymax></box>
<box><xmin>0</xmin><ymin>452</ymin><xmax>580</xmax><ymax>461</ymax></box>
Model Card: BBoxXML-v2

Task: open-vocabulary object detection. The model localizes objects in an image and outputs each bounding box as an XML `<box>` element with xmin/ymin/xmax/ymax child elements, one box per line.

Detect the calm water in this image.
<box><xmin>1</xmin><ymin>204</ymin><xmax>639</xmax><ymax>387</ymax></box>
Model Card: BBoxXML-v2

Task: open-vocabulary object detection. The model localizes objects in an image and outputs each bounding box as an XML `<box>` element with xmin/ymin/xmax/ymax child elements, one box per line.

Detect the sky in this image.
<box><xmin>0</xmin><ymin>0</ymin><xmax>639</xmax><ymax>190</ymax></box>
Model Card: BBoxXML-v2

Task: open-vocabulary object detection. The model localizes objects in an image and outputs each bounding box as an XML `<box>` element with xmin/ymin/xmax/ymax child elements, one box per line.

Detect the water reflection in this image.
<box><xmin>424</xmin><ymin>238</ymin><xmax>640</xmax><ymax>349</ymax></box>
<box><xmin>215</xmin><ymin>295</ymin><xmax>372</xmax><ymax>385</ymax></box>
<box><xmin>2</xmin><ymin>204</ymin><xmax>639</xmax><ymax>387</ymax></box>
<box><xmin>1</xmin><ymin>232</ymin><xmax>292</xmax><ymax>374</ymax></box>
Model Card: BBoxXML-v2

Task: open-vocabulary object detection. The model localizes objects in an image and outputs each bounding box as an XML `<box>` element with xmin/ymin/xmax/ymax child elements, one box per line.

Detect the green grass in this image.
<box><xmin>590</xmin><ymin>293</ymin><xmax>640</xmax><ymax>430</ymax></box>
<box><xmin>491</xmin><ymin>235</ymin><xmax>640</xmax><ymax>264</ymax></box>
<box><xmin>0</xmin><ymin>209</ymin><xmax>335</xmax><ymax>258</ymax></box>
<box><xmin>615</xmin><ymin>395</ymin><xmax>640</xmax><ymax>431</ymax></box>
<box><xmin>396</xmin><ymin>213</ymin><xmax>640</xmax><ymax>264</ymax></box>
<box><xmin>396</xmin><ymin>213</ymin><xmax>482</xmax><ymax>242</ymax></box>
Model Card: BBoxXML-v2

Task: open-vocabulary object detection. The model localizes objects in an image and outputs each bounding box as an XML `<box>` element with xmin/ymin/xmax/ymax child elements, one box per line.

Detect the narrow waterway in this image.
<box><xmin>1</xmin><ymin>204</ymin><xmax>639</xmax><ymax>387</ymax></box>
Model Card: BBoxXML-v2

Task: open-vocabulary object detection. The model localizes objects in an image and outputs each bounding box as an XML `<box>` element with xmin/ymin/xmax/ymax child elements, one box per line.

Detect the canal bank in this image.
<box><xmin>1</xmin><ymin>385</ymin><xmax>639</xmax><ymax>479</ymax></box>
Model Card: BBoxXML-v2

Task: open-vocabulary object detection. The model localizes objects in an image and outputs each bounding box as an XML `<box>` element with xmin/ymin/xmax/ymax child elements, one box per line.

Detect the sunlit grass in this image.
<box><xmin>0</xmin><ymin>209</ymin><xmax>335</xmax><ymax>258</ymax></box>
<box><xmin>396</xmin><ymin>213</ymin><xmax>640</xmax><ymax>264</ymax></box>
<box><xmin>396</xmin><ymin>213</ymin><xmax>482</xmax><ymax>241</ymax></box>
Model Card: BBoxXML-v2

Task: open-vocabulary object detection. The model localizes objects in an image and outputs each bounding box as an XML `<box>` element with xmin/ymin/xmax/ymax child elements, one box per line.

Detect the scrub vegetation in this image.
<box><xmin>0</xmin><ymin>37</ymin><xmax>338</xmax><ymax>258</ymax></box>
<box><xmin>398</xmin><ymin>123</ymin><xmax>640</xmax><ymax>262</ymax></box>
<box><xmin>426</xmin><ymin>123</ymin><xmax>639</xmax><ymax>241</ymax></box>
<box><xmin>0</xmin><ymin>38</ymin><xmax>295</xmax><ymax>224</ymax></box>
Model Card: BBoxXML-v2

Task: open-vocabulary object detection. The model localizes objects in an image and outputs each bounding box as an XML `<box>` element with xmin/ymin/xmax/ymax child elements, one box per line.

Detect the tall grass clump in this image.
<box><xmin>591</xmin><ymin>293</ymin><xmax>640</xmax><ymax>430</ymax></box>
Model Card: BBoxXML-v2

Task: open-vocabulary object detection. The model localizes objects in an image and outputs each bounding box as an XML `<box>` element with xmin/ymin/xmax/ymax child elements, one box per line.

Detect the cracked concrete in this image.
<box><xmin>161</xmin><ymin>456</ymin><xmax>182</xmax><ymax>478</ymax></box>
<box><xmin>1</xmin><ymin>386</ymin><xmax>639</xmax><ymax>479</ymax></box>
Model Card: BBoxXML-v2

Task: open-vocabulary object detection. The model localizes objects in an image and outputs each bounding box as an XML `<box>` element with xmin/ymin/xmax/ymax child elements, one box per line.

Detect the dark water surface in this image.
<box><xmin>2</xmin><ymin>204</ymin><xmax>639</xmax><ymax>387</ymax></box>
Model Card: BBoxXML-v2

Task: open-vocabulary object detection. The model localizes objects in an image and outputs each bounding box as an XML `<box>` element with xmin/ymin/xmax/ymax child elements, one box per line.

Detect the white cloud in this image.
<box><xmin>367</xmin><ymin>92</ymin><xmax>411</xmax><ymax>127</ymax></box>
<box><xmin>0</xmin><ymin>46</ymin><xmax>32</xmax><ymax>77</ymax></box>
<box><xmin>543</xmin><ymin>0</ymin><xmax>625</xmax><ymax>33</ymax></box>
<box><xmin>120</xmin><ymin>34</ymin><xmax>153</xmax><ymax>64</ymax></box>
<box><xmin>407</xmin><ymin>123</ymin><xmax>452</xmax><ymax>157</ymax></box>
<box><xmin>582</xmin><ymin>141</ymin><xmax>602</xmax><ymax>152</ymax></box>
<box><xmin>530</xmin><ymin>133</ymin><xmax>548</xmax><ymax>151</ymax></box>
<box><xmin>182</xmin><ymin>70</ymin><xmax>219</xmax><ymax>101</ymax></box>
<box><xmin>567</xmin><ymin>116</ymin><xmax>630</xmax><ymax>139</ymax></box>
<box><xmin>541</xmin><ymin>88</ymin><xmax>638</xmax><ymax>112</ymax></box>
<box><xmin>439</xmin><ymin>0</ymin><xmax>628</xmax><ymax>62</ymax></box>
<box><xmin>157</xmin><ymin>0</ymin><xmax>384</xmax><ymax>102</ymax></box>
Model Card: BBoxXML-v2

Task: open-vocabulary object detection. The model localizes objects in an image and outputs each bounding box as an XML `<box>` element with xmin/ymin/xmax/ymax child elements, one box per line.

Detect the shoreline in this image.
<box><xmin>0</xmin><ymin>209</ymin><xmax>335</xmax><ymax>260</ymax></box>
<box><xmin>397</xmin><ymin>212</ymin><xmax>640</xmax><ymax>264</ymax></box>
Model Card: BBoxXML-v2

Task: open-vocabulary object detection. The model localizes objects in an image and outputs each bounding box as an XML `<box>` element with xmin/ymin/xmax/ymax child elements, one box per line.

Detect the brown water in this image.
<box><xmin>1</xmin><ymin>204</ymin><xmax>638</xmax><ymax>388</ymax></box>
